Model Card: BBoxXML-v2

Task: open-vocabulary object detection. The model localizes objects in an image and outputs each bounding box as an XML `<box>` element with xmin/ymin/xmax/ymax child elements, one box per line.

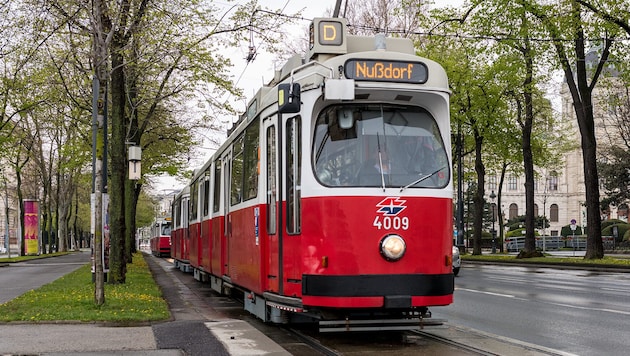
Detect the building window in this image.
<box><xmin>533</xmin><ymin>203</ymin><xmax>539</xmax><ymax>217</ymax></box>
<box><xmin>508</xmin><ymin>176</ymin><xmax>518</xmax><ymax>190</ymax></box>
<box><xmin>550</xmin><ymin>204</ymin><xmax>559</xmax><ymax>222</ymax></box>
<box><xmin>488</xmin><ymin>175</ymin><xmax>497</xmax><ymax>191</ymax></box>
<box><xmin>548</xmin><ymin>174</ymin><xmax>558</xmax><ymax>191</ymax></box>
<box><xmin>509</xmin><ymin>203</ymin><xmax>518</xmax><ymax>219</ymax></box>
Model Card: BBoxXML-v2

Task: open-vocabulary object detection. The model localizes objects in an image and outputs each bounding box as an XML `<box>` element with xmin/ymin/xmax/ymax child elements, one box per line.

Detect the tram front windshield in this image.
<box><xmin>161</xmin><ymin>222</ymin><xmax>171</xmax><ymax>236</ymax></box>
<box><xmin>313</xmin><ymin>104</ymin><xmax>449</xmax><ymax>188</ymax></box>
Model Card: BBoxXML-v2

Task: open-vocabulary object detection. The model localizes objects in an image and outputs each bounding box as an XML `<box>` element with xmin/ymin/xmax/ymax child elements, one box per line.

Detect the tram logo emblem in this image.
<box><xmin>376</xmin><ymin>197</ymin><xmax>407</xmax><ymax>216</ymax></box>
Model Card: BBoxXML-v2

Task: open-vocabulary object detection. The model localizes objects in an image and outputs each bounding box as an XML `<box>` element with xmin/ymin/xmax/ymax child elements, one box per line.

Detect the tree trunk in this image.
<box><xmin>518</xmin><ymin>35</ymin><xmax>542</xmax><ymax>258</ymax></box>
<box><xmin>472</xmin><ymin>128</ymin><xmax>485</xmax><ymax>255</ymax></box>
<box><xmin>528</xmin><ymin>0</ymin><xmax>606</xmax><ymax>259</ymax></box>
<box><xmin>575</xmin><ymin>99</ymin><xmax>604</xmax><ymax>259</ymax></box>
<box><xmin>108</xmin><ymin>28</ymin><xmax>128</xmax><ymax>284</ymax></box>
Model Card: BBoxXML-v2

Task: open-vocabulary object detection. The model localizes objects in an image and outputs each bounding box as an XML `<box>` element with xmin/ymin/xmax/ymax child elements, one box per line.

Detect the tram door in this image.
<box><xmin>283</xmin><ymin>115</ymin><xmax>302</xmax><ymax>295</ymax></box>
<box><xmin>264</xmin><ymin>119</ymin><xmax>279</xmax><ymax>292</ymax></box>
<box><xmin>222</xmin><ymin>152</ymin><xmax>231</xmax><ymax>277</ymax></box>
<box><xmin>264</xmin><ymin>114</ymin><xmax>301</xmax><ymax>295</ymax></box>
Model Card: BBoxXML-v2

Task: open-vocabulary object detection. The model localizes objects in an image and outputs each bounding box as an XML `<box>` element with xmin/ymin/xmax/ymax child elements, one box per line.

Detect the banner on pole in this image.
<box><xmin>23</xmin><ymin>199</ymin><xmax>40</xmax><ymax>255</ymax></box>
<box><xmin>90</xmin><ymin>193</ymin><xmax>110</xmax><ymax>273</ymax></box>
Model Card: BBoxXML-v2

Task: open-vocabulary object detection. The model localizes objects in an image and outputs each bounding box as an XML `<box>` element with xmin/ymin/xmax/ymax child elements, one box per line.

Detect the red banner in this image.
<box><xmin>23</xmin><ymin>200</ymin><xmax>39</xmax><ymax>255</ymax></box>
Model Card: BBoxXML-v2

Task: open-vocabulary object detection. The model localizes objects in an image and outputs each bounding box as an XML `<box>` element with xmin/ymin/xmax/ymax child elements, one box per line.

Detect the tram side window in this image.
<box><xmin>286</xmin><ymin>116</ymin><xmax>301</xmax><ymax>234</ymax></box>
<box><xmin>213</xmin><ymin>162</ymin><xmax>221</xmax><ymax>213</ymax></box>
<box><xmin>231</xmin><ymin>135</ymin><xmax>244</xmax><ymax>206</ymax></box>
<box><xmin>202</xmin><ymin>171</ymin><xmax>210</xmax><ymax>217</ymax></box>
<box><xmin>190</xmin><ymin>180</ymin><xmax>198</xmax><ymax>222</ymax></box>
<box><xmin>173</xmin><ymin>198</ymin><xmax>180</xmax><ymax>228</ymax></box>
<box><xmin>243</xmin><ymin>118</ymin><xmax>260</xmax><ymax>201</ymax></box>
<box><xmin>182</xmin><ymin>197</ymin><xmax>189</xmax><ymax>228</ymax></box>
<box><xmin>266</xmin><ymin>126</ymin><xmax>277</xmax><ymax>234</ymax></box>
<box><xmin>230</xmin><ymin>118</ymin><xmax>260</xmax><ymax>205</ymax></box>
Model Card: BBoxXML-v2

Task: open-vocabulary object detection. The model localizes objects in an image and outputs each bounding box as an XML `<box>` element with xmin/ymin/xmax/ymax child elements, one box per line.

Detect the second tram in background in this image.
<box><xmin>150</xmin><ymin>217</ymin><xmax>172</xmax><ymax>257</ymax></box>
<box><xmin>171</xmin><ymin>187</ymin><xmax>191</xmax><ymax>272</ymax></box>
<box><xmin>170</xmin><ymin>18</ymin><xmax>454</xmax><ymax>332</ymax></box>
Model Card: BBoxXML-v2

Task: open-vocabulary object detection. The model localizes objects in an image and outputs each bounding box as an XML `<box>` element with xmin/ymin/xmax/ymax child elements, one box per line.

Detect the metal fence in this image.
<box><xmin>505</xmin><ymin>235</ymin><xmax>616</xmax><ymax>252</ymax></box>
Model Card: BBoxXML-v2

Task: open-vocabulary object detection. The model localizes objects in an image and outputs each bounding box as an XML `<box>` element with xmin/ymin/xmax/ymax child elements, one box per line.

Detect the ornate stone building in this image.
<box><xmin>483</xmin><ymin>61</ymin><xmax>625</xmax><ymax>239</ymax></box>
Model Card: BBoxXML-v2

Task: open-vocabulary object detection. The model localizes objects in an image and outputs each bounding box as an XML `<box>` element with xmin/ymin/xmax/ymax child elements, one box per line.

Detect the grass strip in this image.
<box><xmin>462</xmin><ymin>253</ymin><xmax>630</xmax><ymax>268</ymax></box>
<box><xmin>1</xmin><ymin>252</ymin><xmax>69</xmax><ymax>263</ymax></box>
<box><xmin>0</xmin><ymin>253</ymin><xmax>170</xmax><ymax>323</ymax></box>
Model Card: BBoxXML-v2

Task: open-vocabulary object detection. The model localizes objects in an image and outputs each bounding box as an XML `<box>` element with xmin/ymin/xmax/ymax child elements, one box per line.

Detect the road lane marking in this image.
<box><xmin>457</xmin><ymin>288</ymin><xmax>630</xmax><ymax>316</ymax></box>
<box><xmin>601</xmin><ymin>287</ymin><xmax>630</xmax><ymax>293</ymax></box>
<box><xmin>542</xmin><ymin>301</ymin><xmax>630</xmax><ymax>316</ymax></box>
<box><xmin>456</xmin><ymin>287</ymin><xmax>516</xmax><ymax>298</ymax></box>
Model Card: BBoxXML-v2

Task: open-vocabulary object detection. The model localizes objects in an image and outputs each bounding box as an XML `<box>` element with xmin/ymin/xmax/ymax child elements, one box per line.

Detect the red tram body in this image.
<box><xmin>171</xmin><ymin>187</ymin><xmax>191</xmax><ymax>272</ymax></box>
<box><xmin>172</xmin><ymin>18</ymin><xmax>454</xmax><ymax>331</ymax></box>
<box><xmin>150</xmin><ymin>218</ymin><xmax>171</xmax><ymax>257</ymax></box>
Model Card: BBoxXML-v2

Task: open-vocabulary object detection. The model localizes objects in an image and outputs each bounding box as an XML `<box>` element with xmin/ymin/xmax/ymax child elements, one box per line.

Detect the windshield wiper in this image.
<box><xmin>377</xmin><ymin>133</ymin><xmax>386</xmax><ymax>191</ymax></box>
<box><xmin>399</xmin><ymin>167</ymin><xmax>445</xmax><ymax>192</ymax></box>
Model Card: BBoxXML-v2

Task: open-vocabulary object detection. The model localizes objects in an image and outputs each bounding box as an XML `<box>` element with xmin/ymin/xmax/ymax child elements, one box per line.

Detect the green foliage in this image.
<box><xmin>462</xmin><ymin>254</ymin><xmax>630</xmax><ymax>268</ymax></box>
<box><xmin>506</xmin><ymin>215</ymin><xmax>548</xmax><ymax>231</ymax></box>
<box><xmin>136</xmin><ymin>191</ymin><xmax>158</xmax><ymax>227</ymax></box>
<box><xmin>561</xmin><ymin>224</ymin><xmax>583</xmax><ymax>237</ymax></box>
<box><xmin>601</xmin><ymin>223</ymin><xmax>630</xmax><ymax>243</ymax></box>
<box><xmin>598</xmin><ymin>145</ymin><xmax>630</xmax><ymax>208</ymax></box>
<box><xmin>601</xmin><ymin>219</ymin><xmax>626</xmax><ymax>230</ymax></box>
<box><xmin>506</xmin><ymin>229</ymin><xmax>539</xmax><ymax>238</ymax></box>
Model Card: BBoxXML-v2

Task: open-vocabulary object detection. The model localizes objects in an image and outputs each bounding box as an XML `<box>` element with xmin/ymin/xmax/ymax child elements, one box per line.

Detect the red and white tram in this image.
<box><xmin>150</xmin><ymin>217</ymin><xmax>171</xmax><ymax>257</ymax></box>
<box><xmin>177</xmin><ymin>18</ymin><xmax>454</xmax><ymax>331</ymax></box>
<box><xmin>171</xmin><ymin>187</ymin><xmax>191</xmax><ymax>271</ymax></box>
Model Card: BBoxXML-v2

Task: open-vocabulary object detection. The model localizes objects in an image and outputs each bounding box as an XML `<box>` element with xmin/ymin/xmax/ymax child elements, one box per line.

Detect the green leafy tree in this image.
<box><xmin>41</xmin><ymin>0</ymin><xmax>299</xmax><ymax>286</ymax></box>
<box><xmin>520</xmin><ymin>0</ymin><xmax>628</xmax><ymax>259</ymax></box>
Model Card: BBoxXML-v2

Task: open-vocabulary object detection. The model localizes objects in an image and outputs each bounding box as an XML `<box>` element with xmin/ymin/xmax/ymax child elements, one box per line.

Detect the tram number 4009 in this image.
<box><xmin>373</xmin><ymin>216</ymin><xmax>409</xmax><ymax>230</ymax></box>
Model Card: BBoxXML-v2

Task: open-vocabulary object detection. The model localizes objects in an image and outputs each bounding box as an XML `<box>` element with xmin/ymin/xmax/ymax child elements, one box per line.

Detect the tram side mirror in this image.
<box><xmin>278</xmin><ymin>83</ymin><xmax>301</xmax><ymax>113</ymax></box>
<box><xmin>337</xmin><ymin>109</ymin><xmax>354</xmax><ymax>129</ymax></box>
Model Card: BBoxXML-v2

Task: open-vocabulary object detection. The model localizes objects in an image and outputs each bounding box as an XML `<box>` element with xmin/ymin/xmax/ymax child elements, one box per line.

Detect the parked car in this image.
<box><xmin>452</xmin><ymin>245</ymin><xmax>461</xmax><ymax>276</ymax></box>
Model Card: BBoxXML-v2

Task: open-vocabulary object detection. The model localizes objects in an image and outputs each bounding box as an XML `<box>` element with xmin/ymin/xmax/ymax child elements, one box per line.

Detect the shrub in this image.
<box><xmin>601</xmin><ymin>219</ymin><xmax>626</xmax><ymax>231</ymax></box>
<box><xmin>561</xmin><ymin>224</ymin><xmax>583</xmax><ymax>237</ymax></box>
<box><xmin>505</xmin><ymin>229</ymin><xmax>539</xmax><ymax>238</ymax></box>
<box><xmin>601</xmin><ymin>223</ymin><xmax>630</xmax><ymax>243</ymax></box>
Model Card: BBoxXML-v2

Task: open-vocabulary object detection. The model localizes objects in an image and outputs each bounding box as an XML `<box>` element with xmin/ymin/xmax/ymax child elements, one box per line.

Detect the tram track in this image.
<box><xmin>409</xmin><ymin>328</ymin><xmax>572</xmax><ymax>356</ymax></box>
<box><xmin>284</xmin><ymin>327</ymin><xmax>341</xmax><ymax>356</ymax></box>
<box><xmin>276</xmin><ymin>323</ymin><xmax>493</xmax><ymax>355</ymax></box>
<box><xmin>163</xmin><ymin>256</ymin><xmax>566</xmax><ymax>356</ymax></box>
<box><xmin>409</xmin><ymin>329</ymin><xmax>501</xmax><ymax>356</ymax></box>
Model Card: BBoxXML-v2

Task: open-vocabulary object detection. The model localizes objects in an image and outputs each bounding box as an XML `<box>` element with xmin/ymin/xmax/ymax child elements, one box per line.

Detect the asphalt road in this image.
<box><xmin>0</xmin><ymin>251</ymin><xmax>91</xmax><ymax>304</ymax></box>
<box><xmin>431</xmin><ymin>263</ymin><xmax>630</xmax><ymax>356</ymax></box>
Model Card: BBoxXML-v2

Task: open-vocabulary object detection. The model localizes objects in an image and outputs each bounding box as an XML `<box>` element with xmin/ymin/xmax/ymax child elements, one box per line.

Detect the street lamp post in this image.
<box><xmin>490</xmin><ymin>190</ymin><xmax>496</xmax><ymax>254</ymax></box>
<box><xmin>570</xmin><ymin>219</ymin><xmax>577</xmax><ymax>257</ymax></box>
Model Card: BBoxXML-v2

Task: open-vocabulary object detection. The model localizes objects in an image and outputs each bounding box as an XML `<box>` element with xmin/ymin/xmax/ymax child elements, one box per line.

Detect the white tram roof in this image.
<box><xmin>211</xmin><ymin>18</ymin><xmax>449</xmax><ymax>171</ymax></box>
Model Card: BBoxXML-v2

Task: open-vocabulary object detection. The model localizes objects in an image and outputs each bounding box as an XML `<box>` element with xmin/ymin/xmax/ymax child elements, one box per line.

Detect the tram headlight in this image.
<box><xmin>380</xmin><ymin>234</ymin><xmax>406</xmax><ymax>261</ymax></box>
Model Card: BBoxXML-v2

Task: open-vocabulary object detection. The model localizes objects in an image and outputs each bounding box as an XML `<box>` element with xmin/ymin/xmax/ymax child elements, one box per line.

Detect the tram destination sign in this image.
<box><xmin>344</xmin><ymin>59</ymin><xmax>428</xmax><ymax>83</ymax></box>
